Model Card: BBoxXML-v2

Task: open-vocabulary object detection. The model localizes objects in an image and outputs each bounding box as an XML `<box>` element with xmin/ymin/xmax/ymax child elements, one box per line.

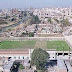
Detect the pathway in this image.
<box><xmin>34</xmin><ymin>40</ymin><xmax>47</xmax><ymax>49</ymax></box>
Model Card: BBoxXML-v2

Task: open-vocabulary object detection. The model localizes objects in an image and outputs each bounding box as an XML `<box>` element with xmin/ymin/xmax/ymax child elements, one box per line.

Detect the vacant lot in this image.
<box><xmin>0</xmin><ymin>41</ymin><xmax>36</xmax><ymax>49</ymax></box>
<box><xmin>0</xmin><ymin>40</ymin><xmax>70</xmax><ymax>51</ymax></box>
<box><xmin>47</xmin><ymin>41</ymin><xmax>70</xmax><ymax>51</ymax></box>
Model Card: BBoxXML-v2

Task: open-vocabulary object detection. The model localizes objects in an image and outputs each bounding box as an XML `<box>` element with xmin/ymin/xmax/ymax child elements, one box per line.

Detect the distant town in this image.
<box><xmin>0</xmin><ymin>7</ymin><xmax>72</xmax><ymax>72</ymax></box>
<box><xmin>0</xmin><ymin>7</ymin><xmax>72</xmax><ymax>37</ymax></box>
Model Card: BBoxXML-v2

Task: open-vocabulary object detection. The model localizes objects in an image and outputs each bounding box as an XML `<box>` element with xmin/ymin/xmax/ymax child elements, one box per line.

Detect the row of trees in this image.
<box><xmin>48</xmin><ymin>17</ymin><xmax>70</xmax><ymax>27</ymax></box>
<box><xmin>60</xmin><ymin>18</ymin><xmax>70</xmax><ymax>27</ymax></box>
<box><xmin>22</xmin><ymin>32</ymin><xmax>34</xmax><ymax>37</ymax></box>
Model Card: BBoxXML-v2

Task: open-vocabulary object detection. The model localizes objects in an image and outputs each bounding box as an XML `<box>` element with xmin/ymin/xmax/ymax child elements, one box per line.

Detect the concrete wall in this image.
<box><xmin>0</xmin><ymin>37</ymin><xmax>65</xmax><ymax>41</ymax></box>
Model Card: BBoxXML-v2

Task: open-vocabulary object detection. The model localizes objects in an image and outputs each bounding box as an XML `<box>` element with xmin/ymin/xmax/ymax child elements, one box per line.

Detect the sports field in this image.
<box><xmin>0</xmin><ymin>41</ymin><xmax>36</xmax><ymax>49</ymax></box>
<box><xmin>47</xmin><ymin>41</ymin><xmax>70</xmax><ymax>51</ymax></box>
<box><xmin>0</xmin><ymin>40</ymin><xmax>70</xmax><ymax>51</ymax></box>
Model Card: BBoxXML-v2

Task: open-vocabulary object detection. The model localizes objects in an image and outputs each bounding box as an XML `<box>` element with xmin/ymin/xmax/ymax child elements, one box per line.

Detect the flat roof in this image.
<box><xmin>0</xmin><ymin>49</ymin><xmax>29</xmax><ymax>55</ymax></box>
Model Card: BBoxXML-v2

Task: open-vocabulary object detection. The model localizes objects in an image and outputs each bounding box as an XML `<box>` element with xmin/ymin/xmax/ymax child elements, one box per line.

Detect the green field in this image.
<box><xmin>47</xmin><ymin>41</ymin><xmax>70</xmax><ymax>51</ymax></box>
<box><xmin>0</xmin><ymin>41</ymin><xmax>36</xmax><ymax>49</ymax></box>
<box><xmin>0</xmin><ymin>40</ymin><xmax>70</xmax><ymax>51</ymax></box>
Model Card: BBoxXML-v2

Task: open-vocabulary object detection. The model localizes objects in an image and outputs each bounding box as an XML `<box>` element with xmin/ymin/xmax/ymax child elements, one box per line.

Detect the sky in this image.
<box><xmin>0</xmin><ymin>0</ymin><xmax>72</xmax><ymax>9</ymax></box>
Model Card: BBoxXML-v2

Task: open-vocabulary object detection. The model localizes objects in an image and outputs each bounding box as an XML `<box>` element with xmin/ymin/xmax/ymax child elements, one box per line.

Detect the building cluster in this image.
<box><xmin>1</xmin><ymin>7</ymin><xmax>72</xmax><ymax>21</ymax></box>
<box><xmin>0</xmin><ymin>8</ymin><xmax>72</xmax><ymax>37</ymax></box>
<box><xmin>0</xmin><ymin>8</ymin><xmax>20</xmax><ymax>20</ymax></box>
<box><xmin>33</xmin><ymin>7</ymin><xmax>72</xmax><ymax>20</ymax></box>
<box><xmin>0</xmin><ymin>8</ymin><xmax>33</xmax><ymax>21</ymax></box>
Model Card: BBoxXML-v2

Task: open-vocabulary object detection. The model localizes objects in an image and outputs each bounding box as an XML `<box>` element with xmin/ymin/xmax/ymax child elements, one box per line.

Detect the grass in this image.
<box><xmin>0</xmin><ymin>41</ymin><xmax>36</xmax><ymax>49</ymax></box>
<box><xmin>47</xmin><ymin>41</ymin><xmax>70</xmax><ymax>51</ymax></box>
<box><xmin>0</xmin><ymin>40</ymin><xmax>70</xmax><ymax>51</ymax></box>
<box><xmin>34</xmin><ymin>41</ymin><xmax>47</xmax><ymax>49</ymax></box>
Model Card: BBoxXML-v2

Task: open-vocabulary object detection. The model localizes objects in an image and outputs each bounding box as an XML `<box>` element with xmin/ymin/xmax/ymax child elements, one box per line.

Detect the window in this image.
<box><xmin>45</xmin><ymin>13</ymin><xmax>47</xmax><ymax>15</ymax></box>
<box><xmin>70</xmin><ymin>53</ymin><xmax>71</xmax><ymax>54</ymax></box>
<box><xmin>58</xmin><ymin>53</ymin><xmax>63</xmax><ymax>56</ymax></box>
<box><xmin>39</xmin><ymin>13</ymin><xmax>40</xmax><ymax>15</ymax></box>
<box><xmin>49</xmin><ymin>57</ymin><xmax>50</xmax><ymax>58</ymax></box>
<box><xmin>53</xmin><ymin>57</ymin><xmax>54</xmax><ymax>58</ymax></box>
<box><xmin>47</xmin><ymin>14</ymin><xmax>48</xmax><ymax>15</ymax></box>
<box><xmin>23</xmin><ymin>57</ymin><xmax>24</xmax><ymax>59</ymax></box>
<box><xmin>14</xmin><ymin>57</ymin><xmax>16</xmax><ymax>59</ymax></box>
<box><xmin>56</xmin><ymin>53</ymin><xmax>57</xmax><ymax>55</ymax></box>
<box><xmin>19</xmin><ymin>57</ymin><xmax>20</xmax><ymax>59</ymax></box>
<box><xmin>45</xmin><ymin>17</ymin><xmax>48</xmax><ymax>18</ymax></box>
<box><xmin>64</xmin><ymin>53</ymin><xmax>68</xmax><ymax>55</ymax></box>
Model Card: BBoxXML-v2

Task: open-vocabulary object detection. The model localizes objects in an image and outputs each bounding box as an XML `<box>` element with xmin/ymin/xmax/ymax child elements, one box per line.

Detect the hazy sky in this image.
<box><xmin>0</xmin><ymin>0</ymin><xmax>72</xmax><ymax>9</ymax></box>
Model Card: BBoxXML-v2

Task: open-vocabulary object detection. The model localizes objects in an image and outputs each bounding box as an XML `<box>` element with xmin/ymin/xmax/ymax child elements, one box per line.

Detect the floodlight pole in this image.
<box><xmin>57</xmin><ymin>47</ymin><xmax>58</xmax><ymax>56</ymax></box>
<box><xmin>62</xmin><ymin>43</ymin><xmax>64</xmax><ymax>56</ymax></box>
<box><xmin>69</xmin><ymin>47</ymin><xmax>70</xmax><ymax>54</ymax></box>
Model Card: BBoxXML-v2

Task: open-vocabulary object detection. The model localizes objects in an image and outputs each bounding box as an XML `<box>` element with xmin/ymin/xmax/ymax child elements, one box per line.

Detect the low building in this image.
<box><xmin>0</xmin><ymin>49</ymin><xmax>29</xmax><ymax>61</ymax></box>
<box><xmin>0</xmin><ymin>49</ymin><xmax>71</xmax><ymax>61</ymax></box>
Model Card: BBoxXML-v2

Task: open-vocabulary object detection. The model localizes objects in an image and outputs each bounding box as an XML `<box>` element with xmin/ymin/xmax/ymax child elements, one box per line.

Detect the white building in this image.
<box><xmin>0</xmin><ymin>49</ymin><xmax>71</xmax><ymax>61</ymax></box>
<box><xmin>33</xmin><ymin>8</ymin><xmax>72</xmax><ymax>20</ymax></box>
<box><xmin>0</xmin><ymin>49</ymin><xmax>29</xmax><ymax>61</ymax></box>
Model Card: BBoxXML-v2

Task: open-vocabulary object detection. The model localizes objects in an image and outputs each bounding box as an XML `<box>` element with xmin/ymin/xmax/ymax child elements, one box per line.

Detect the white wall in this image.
<box><xmin>0</xmin><ymin>54</ymin><xmax>29</xmax><ymax>61</ymax></box>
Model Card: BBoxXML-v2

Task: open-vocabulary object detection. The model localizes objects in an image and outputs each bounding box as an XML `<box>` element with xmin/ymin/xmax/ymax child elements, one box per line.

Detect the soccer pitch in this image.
<box><xmin>0</xmin><ymin>40</ymin><xmax>70</xmax><ymax>51</ymax></box>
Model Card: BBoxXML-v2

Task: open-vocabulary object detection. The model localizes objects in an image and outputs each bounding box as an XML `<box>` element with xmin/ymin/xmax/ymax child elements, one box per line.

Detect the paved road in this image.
<box><xmin>34</xmin><ymin>40</ymin><xmax>47</xmax><ymax>49</ymax></box>
<box><xmin>3</xmin><ymin>61</ymin><xmax>13</xmax><ymax>72</ymax></box>
<box><xmin>65</xmin><ymin>35</ymin><xmax>72</xmax><ymax>49</ymax></box>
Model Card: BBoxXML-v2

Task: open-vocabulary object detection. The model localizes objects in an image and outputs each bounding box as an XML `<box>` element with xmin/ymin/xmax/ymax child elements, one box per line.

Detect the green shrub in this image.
<box><xmin>29</xmin><ymin>32</ymin><xmax>34</xmax><ymax>37</ymax></box>
<box><xmin>19</xmin><ymin>64</ymin><xmax>24</xmax><ymax>69</ymax></box>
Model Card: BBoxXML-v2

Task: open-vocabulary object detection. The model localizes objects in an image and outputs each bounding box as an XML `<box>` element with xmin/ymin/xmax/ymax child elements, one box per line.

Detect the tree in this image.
<box><xmin>30</xmin><ymin>12</ymin><xmax>33</xmax><ymax>16</ymax></box>
<box><xmin>29</xmin><ymin>32</ymin><xmax>34</xmax><ymax>37</ymax></box>
<box><xmin>19</xmin><ymin>64</ymin><xmax>24</xmax><ymax>69</ymax></box>
<box><xmin>10</xmin><ymin>61</ymin><xmax>20</xmax><ymax>72</ymax></box>
<box><xmin>31</xmin><ymin>48</ymin><xmax>49</xmax><ymax>72</ymax></box>
<box><xmin>24</xmin><ymin>12</ymin><xmax>27</xmax><ymax>17</ymax></box>
<box><xmin>48</xmin><ymin>18</ymin><xmax>52</xmax><ymax>24</ymax></box>
<box><xmin>5</xmin><ymin>16</ymin><xmax>10</xmax><ymax>19</ymax></box>
<box><xmin>54</xmin><ymin>18</ymin><xmax>59</xmax><ymax>23</ymax></box>
<box><xmin>26</xmin><ymin>15</ymin><xmax>40</xmax><ymax>25</ymax></box>
<box><xmin>64</xmin><ymin>18</ymin><xmax>69</xmax><ymax>26</ymax></box>
<box><xmin>0</xmin><ymin>26</ymin><xmax>2</xmax><ymax>31</ymax></box>
<box><xmin>11</xmin><ymin>18</ymin><xmax>16</xmax><ymax>21</ymax></box>
<box><xmin>26</xmin><ymin>18</ymin><xmax>33</xmax><ymax>25</ymax></box>
<box><xmin>61</xmin><ymin>18</ymin><xmax>69</xmax><ymax>27</ymax></box>
<box><xmin>32</xmin><ymin>15</ymin><xmax>40</xmax><ymax>24</ymax></box>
